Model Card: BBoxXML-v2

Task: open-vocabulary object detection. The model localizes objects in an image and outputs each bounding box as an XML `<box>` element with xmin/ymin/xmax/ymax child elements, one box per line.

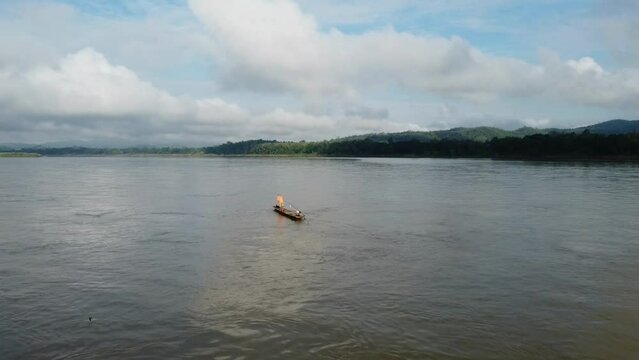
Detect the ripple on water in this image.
<box><xmin>2</xmin><ymin>158</ymin><xmax>639</xmax><ymax>359</ymax></box>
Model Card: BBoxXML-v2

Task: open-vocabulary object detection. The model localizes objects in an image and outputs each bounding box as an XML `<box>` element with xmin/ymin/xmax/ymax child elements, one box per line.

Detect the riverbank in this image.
<box><xmin>3</xmin><ymin>152</ymin><xmax>639</xmax><ymax>163</ymax></box>
<box><xmin>0</xmin><ymin>152</ymin><xmax>42</xmax><ymax>158</ymax></box>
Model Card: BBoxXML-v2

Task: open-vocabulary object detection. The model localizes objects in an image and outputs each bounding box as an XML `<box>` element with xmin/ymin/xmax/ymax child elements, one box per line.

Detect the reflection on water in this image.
<box><xmin>198</xmin><ymin>232</ymin><xmax>322</xmax><ymax>316</ymax></box>
<box><xmin>1</xmin><ymin>157</ymin><xmax>639</xmax><ymax>359</ymax></box>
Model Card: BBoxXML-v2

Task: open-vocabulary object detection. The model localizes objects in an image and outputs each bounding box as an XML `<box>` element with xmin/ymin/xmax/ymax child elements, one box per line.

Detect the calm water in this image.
<box><xmin>1</xmin><ymin>157</ymin><xmax>639</xmax><ymax>359</ymax></box>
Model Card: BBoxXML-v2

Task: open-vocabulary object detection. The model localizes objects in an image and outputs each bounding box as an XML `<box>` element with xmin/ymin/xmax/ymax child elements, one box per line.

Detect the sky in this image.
<box><xmin>0</xmin><ymin>0</ymin><xmax>638</xmax><ymax>145</ymax></box>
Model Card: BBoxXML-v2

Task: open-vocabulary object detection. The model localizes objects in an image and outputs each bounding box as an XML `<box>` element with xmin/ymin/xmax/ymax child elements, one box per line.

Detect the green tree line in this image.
<box><xmin>4</xmin><ymin>132</ymin><xmax>638</xmax><ymax>159</ymax></box>
<box><xmin>203</xmin><ymin>132</ymin><xmax>639</xmax><ymax>159</ymax></box>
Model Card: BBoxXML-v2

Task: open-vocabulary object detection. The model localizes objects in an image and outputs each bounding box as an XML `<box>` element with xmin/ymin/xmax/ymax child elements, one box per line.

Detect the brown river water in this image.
<box><xmin>1</xmin><ymin>157</ymin><xmax>638</xmax><ymax>359</ymax></box>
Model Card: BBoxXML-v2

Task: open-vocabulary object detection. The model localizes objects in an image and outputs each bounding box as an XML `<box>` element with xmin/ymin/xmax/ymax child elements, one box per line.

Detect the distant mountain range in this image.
<box><xmin>573</xmin><ymin>119</ymin><xmax>639</xmax><ymax>135</ymax></box>
<box><xmin>1</xmin><ymin>119</ymin><xmax>638</xmax><ymax>150</ymax></box>
<box><xmin>337</xmin><ymin>119</ymin><xmax>639</xmax><ymax>144</ymax></box>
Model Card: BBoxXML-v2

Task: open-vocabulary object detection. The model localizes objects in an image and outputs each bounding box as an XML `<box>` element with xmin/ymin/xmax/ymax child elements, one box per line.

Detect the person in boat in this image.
<box><xmin>276</xmin><ymin>195</ymin><xmax>284</xmax><ymax>209</ymax></box>
<box><xmin>296</xmin><ymin>210</ymin><xmax>300</xmax><ymax>216</ymax></box>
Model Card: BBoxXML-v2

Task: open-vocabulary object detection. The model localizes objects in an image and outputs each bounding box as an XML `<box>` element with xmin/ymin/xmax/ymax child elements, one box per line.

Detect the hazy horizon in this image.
<box><xmin>1</xmin><ymin>117</ymin><xmax>637</xmax><ymax>149</ymax></box>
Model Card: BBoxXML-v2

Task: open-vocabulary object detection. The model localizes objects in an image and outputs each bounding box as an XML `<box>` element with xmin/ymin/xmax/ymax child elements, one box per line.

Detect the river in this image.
<box><xmin>1</xmin><ymin>157</ymin><xmax>638</xmax><ymax>359</ymax></box>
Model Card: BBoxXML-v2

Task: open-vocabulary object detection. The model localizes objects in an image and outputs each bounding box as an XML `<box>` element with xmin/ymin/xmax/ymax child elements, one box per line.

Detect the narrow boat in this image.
<box><xmin>273</xmin><ymin>194</ymin><xmax>305</xmax><ymax>221</ymax></box>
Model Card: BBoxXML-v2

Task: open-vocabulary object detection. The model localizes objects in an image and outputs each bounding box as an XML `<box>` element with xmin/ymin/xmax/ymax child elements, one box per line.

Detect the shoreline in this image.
<box><xmin>0</xmin><ymin>152</ymin><xmax>42</xmax><ymax>158</ymax></box>
<box><xmin>4</xmin><ymin>152</ymin><xmax>638</xmax><ymax>162</ymax></box>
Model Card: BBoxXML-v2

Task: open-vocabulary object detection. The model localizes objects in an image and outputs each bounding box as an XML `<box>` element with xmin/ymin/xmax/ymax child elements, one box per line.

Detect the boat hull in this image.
<box><xmin>273</xmin><ymin>206</ymin><xmax>305</xmax><ymax>221</ymax></box>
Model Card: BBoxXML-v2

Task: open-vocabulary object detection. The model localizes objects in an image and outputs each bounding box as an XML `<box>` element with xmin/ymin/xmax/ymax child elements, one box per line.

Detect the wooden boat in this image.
<box><xmin>273</xmin><ymin>194</ymin><xmax>305</xmax><ymax>221</ymax></box>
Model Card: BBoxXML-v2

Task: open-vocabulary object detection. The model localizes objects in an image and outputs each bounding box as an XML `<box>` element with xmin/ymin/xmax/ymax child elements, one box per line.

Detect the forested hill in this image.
<box><xmin>337</xmin><ymin>126</ymin><xmax>544</xmax><ymax>143</ymax></box>
<box><xmin>2</xmin><ymin>119</ymin><xmax>638</xmax><ymax>159</ymax></box>
<box><xmin>336</xmin><ymin>119</ymin><xmax>638</xmax><ymax>143</ymax></box>
<box><xmin>202</xmin><ymin>132</ymin><xmax>639</xmax><ymax>159</ymax></box>
<box><xmin>200</xmin><ymin>119</ymin><xmax>639</xmax><ymax>158</ymax></box>
<box><xmin>576</xmin><ymin>119</ymin><xmax>639</xmax><ymax>135</ymax></box>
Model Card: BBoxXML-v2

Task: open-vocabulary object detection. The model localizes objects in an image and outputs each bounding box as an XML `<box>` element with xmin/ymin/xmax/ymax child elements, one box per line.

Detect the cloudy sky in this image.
<box><xmin>1</xmin><ymin>0</ymin><xmax>638</xmax><ymax>145</ymax></box>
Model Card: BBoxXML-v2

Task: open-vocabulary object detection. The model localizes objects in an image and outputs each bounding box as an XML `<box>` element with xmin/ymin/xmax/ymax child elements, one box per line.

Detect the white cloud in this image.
<box><xmin>521</xmin><ymin>117</ymin><xmax>550</xmax><ymax>128</ymax></box>
<box><xmin>189</xmin><ymin>0</ymin><xmax>537</xmax><ymax>99</ymax></box>
<box><xmin>4</xmin><ymin>48</ymin><xmax>180</xmax><ymax>116</ymax></box>
<box><xmin>566</xmin><ymin>57</ymin><xmax>604</xmax><ymax>77</ymax></box>
<box><xmin>539</xmin><ymin>50</ymin><xmax>639</xmax><ymax>108</ymax></box>
<box><xmin>0</xmin><ymin>48</ymin><xmax>423</xmax><ymax>144</ymax></box>
<box><xmin>189</xmin><ymin>0</ymin><xmax>639</xmax><ymax>109</ymax></box>
<box><xmin>0</xmin><ymin>1</ymin><xmax>214</xmax><ymax>89</ymax></box>
<box><xmin>1</xmin><ymin>0</ymin><xmax>638</xmax><ymax>145</ymax></box>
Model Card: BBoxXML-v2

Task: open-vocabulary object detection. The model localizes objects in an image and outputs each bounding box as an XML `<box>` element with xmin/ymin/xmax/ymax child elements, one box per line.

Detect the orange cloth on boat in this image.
<box><xmin>277</xmin><ymin>195</ymin><xmax>284</xmax><ymax>208</ymax></box>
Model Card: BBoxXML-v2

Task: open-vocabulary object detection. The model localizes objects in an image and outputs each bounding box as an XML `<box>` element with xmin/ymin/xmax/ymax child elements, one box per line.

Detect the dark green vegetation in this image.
<box><xmin>339</xmin><ymin>126</ymin><xmax>546</xmax><ymax>143</ymax></box>
<box><xmin>2</xmin><ymin>119</ymin><xmax>638</xmax><ymax>160</ymax></box>
<box><xmin>203</xmin><ymin>132</ymin><xmax>639</xmax><ymax>159</ymax></box>
<box><xmin>201</xmin><ymin>120</ymin><xmax>639</xmax><ymax>159</ymax></box>
<box><xmin>0</xmin><ymin>152</ymin><xmax>41</xmax><ymax>158</ymax></box>
<box><xmin>204</xmin><ymin>139</ymin><xmax>278</xmax><ymax>155</ymax></box>
<box><xmin>337</xmin><ymin>119</ymin><xmax>638</xmax><ymax>143</ymax></box>
<box><xmin>575</xmin><ymin>119</ymin><xmax>639</xmax><ymax>135</ymax></box>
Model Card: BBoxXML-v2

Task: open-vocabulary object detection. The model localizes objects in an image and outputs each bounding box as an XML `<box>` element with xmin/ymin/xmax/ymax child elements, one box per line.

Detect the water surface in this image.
<box><xmin>1</xmin><ymin>157</ymin><xmax>638</xmax><ymax>359</ymax></box>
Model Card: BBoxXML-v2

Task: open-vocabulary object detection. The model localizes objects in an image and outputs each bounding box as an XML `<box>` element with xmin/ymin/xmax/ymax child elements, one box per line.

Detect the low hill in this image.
<box><xmin>334</xmin><ymin>119</ymin><xmax>638</xmax><ymax>144</ymax></box>
<box><xmin>200</xmin><ymin>119</ymin><xmax>639</xmax><ymax>159</ymax></box>
<box><xmin>337</xmin><ymin>125</ymin><xmax>545</xmax><ymax>144</ymax></box>
<box><xmin>577</xmin><ymin>119</ymin><xmax>639</xmax><ymax>135</ymax></box>
<box><xmin>3</xmin><ymin>119</ymin><xmax>638</xmax><ymax>157</ymax></box>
